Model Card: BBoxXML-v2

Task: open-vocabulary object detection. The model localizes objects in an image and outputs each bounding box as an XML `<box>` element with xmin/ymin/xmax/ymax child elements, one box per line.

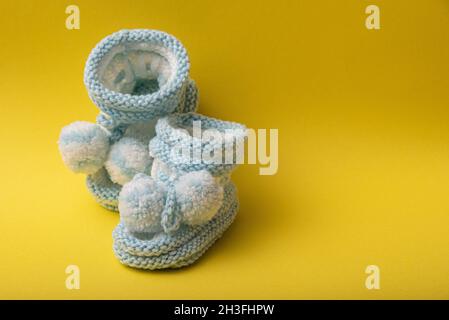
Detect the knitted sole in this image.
<box><xmin>86</xmin><ymin>167</ymin><xmax>121</xmax><ymax>211</ymax></box>
<box><xmin>112</xmin><ymin>183</ymin><xmax>238</xmax><ymax>269</ymax></box>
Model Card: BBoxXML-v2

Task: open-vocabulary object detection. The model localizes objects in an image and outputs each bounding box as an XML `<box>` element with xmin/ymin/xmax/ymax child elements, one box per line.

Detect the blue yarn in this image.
<box><xmin>113</xmin><ymin>184</ymin><xmax>238</xmax><ymax>269</ymax></box>
<box><xmin>150</xmin><ymin>112</ymin><xmax>247</xmax><ymax>175</ymax></box>
<box><xmin>160</xmin><ymin>181</ymin><xmax>183</xmax><ymax>234</ymax></box>
<box><xmin>84</xmin><ymin>29</ymin><xmax>192</xmax><ymax>124</ymax></box>
<box><xmin>86</xmin><ymin>168</ymin><xmax>121</xmax><ymax>211</ymax></box>
<box><xmin>58</xmin><ymin>29</ymin><xmax>198</xmax><ymax>211</ymax></box>
<box><xmin>104</xmin><ymin>137</ymin><xmax>153</xmax><ymax>185</ymax></box>
<box><xmin>58</xmin><ymin>121</ymin><xmax>110</xmax><ymax>174</ymax></box>
<box><xmin>59</xmin><ymin>30</ymin><xmax>246</xmax><ymax>270</ymax></box>
<box><xmin>118</xmin><ymin>173</ymin><xmax>165</xmax><ymax>234</ymax></box>
<box><xmin>113</xmin><ymin>113</ymin><xmax>246</xmax><ymax>269</ymax></box>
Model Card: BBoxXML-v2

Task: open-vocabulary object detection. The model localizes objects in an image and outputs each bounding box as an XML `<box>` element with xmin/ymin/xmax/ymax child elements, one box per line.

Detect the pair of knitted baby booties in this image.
<box><xmin>58</xmin><ymin>29</ymin><xmax>246</xmax><ymax>270</ymax></box>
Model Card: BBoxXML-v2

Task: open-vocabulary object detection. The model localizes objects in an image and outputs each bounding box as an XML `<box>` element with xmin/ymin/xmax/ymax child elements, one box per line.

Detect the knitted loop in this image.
<box><xmin>96</xmin><ymin>113</ymin><xmax>127</xmax><ymax>143</ymax></box>
<box><xmin>160</xmin><ymin>182</ymin><xmax>182</xmax><ymax>233</ymax></box>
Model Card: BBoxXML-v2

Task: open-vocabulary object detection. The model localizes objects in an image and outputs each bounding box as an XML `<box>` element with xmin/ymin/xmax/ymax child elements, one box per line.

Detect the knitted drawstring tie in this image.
<box><xmin>58</xmin><ymin>29</ymin><xmax>198</xmax><ymax>212</ymax></box>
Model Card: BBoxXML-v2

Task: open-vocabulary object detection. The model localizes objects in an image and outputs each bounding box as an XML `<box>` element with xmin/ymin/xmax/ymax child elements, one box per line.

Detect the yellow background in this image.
<box><xmin>1</xmin><ymin>0</ymin><xmax>449</xmax><ymax>299</ymax></box>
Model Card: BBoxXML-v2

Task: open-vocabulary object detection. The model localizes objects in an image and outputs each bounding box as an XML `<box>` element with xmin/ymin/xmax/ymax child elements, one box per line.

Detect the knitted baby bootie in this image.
<box><xmin>58</xmin><ymin>29</ymin><xmax>198</xmax><ymax>211</ymax></box>
<box><xmin>113</xmin><ymin>113</ymin><xmax>246</xmax><ymax>269</ymax></box>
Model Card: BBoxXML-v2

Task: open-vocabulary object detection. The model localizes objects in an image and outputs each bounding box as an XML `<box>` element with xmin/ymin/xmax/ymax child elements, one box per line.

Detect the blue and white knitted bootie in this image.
<box><xmin>113</xmin><ymin>113</ymin><xmax>246</xmax><ymax>269</ymax></box>
<box><xmin>58</xmin><ymin>30</ymin><xmax>198</xmax><ymax>211</ymax></box>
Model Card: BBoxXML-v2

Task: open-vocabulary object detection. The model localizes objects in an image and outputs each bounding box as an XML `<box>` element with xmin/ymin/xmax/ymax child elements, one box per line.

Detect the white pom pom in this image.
<box><xmin>105</xmin><ymin>137</ymin><xmax>153</xmax><ymax>185</ymax></box>
<box><xmin>58</xmin><ymin>121</ymin><xmax>110</xmax><ymax>174</ymax></box>
<box><xmin>119</xmin><ymin>174</ymin><xmax>166</xmax><ymax>234</ymax></box>
<box><xmin>175</xmin><ymin>170</ymin><xmax>224</xmax><ymax>225</ymax></box>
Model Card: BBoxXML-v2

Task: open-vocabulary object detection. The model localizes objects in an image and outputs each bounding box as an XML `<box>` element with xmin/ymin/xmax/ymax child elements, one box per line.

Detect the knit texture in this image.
<box><xmin>113</xmin><ymin>113</ymin><xmax>246</xmax><ymax>269</ymax></box>
<box><xmin>84</xmin><ymin>29</ymin><xmax>189</xmax><ymax>124</ymax></box>
<box><xmin>113</xmin><ymin>184</ymin><xmax>238</xmax><ymax>269</ymax></box>
<box><xmin>58</xmin><ymin>30</ymin><xmax>198</xmax><ymax>211</ymax></box>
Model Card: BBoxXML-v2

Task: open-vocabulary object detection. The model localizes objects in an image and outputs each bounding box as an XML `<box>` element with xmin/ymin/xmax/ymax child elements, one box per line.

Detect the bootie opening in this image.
<box><xmin>98</xmin><ymin>43</ymin><xmax>175</xmax><ymax>95</ymax></box>
<box><xmin>84</xmin><ymin>30</ymin><xmax>190</xmax><ymax>120</ymax></box>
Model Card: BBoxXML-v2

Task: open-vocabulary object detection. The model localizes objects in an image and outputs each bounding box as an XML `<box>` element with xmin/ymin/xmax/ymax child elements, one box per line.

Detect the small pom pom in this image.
<box><xmin>119</xmin><ymin>174</ymin><xmax>166</xmax><ymax>234</ymax></box>
<box><xmin>58</xmin><ymin>121</ymin><xmax>110</xmax><ymax>174</ymax></box>
<box><xmin>105</xmin><ymin>137</ymin><xmax>153</xmax><ymax>185</ymax></box>
<box><xmin>175</xmin><ymin>170</ymin><xmax>224</xmax><ymax>226</ymax></box>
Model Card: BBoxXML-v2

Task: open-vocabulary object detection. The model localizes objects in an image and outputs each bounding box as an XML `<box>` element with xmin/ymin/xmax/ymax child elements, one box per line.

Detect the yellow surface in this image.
<box><xmin>1</xmin><ymin>0</ymin><xmax>449</xmax><ymax>299</ymax></box>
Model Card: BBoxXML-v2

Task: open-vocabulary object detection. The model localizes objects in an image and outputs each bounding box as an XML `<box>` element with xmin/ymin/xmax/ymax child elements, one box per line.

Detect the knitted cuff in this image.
<box><xmin>84</xmin><ymin>29</ymin><xmax>191</xmax><ymax>124</ymax></box>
